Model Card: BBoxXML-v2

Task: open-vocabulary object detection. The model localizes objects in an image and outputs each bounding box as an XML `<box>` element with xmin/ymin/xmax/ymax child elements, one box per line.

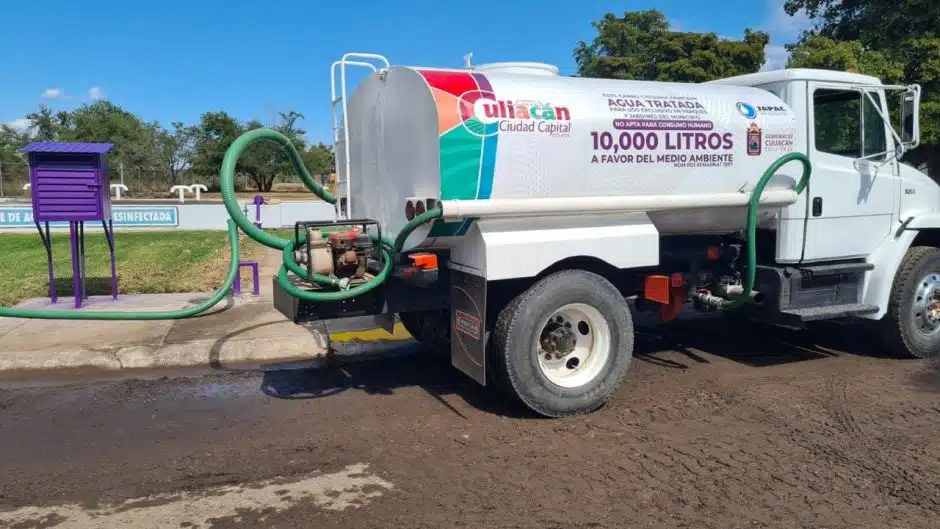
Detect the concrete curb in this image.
<box><xmin>0</xmin><ymin>335</ymin><xmax>333</xmax><ymax>373</ymax></box>
<box><xmin>0</xmin><ymin>333</ymin><xmax>421</xmax><ymax>374</ymax></box>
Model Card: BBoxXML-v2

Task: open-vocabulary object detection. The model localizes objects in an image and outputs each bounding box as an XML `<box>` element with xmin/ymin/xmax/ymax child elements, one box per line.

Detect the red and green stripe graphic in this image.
<box><xmin>416</xmin><ymin>69</ymin><xmax>498</xmax><ymax>237</ymax></box>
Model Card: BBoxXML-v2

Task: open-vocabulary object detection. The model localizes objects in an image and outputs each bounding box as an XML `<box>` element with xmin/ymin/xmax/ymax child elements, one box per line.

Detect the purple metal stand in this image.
<box><xmin>34</xmin><ymin>220</ymin><xmax>56</xmax><ymax>303</ymax></box>
<box><xmin>69</xmin><ymin>222</ymin><xmax>82</xmax><ymax>308</ymax></box>
<box><xmin>62</xmin><ymin>220</ymin><xmax>118</xmax><ymax>308</ymax></box>
<box><xmin>102</xmin><ymin>219</ymin><xmax>118</xmax><ymax>300</ymax></box>
<box><xmin>235</xmin><ymin>261</ymin><xmax>260</xmax><ymax>296</ymax></box>
<box><xmin>19</xmin><ymin>141</ymin><xmax>118</xmax><ymax>308</ymax></box>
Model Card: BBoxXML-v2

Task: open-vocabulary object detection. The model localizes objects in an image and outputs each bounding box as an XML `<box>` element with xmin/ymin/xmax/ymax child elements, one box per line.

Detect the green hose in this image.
<box><xmin>217</xmin><ymin>128</ymin><xmax>442</xmax><ymax>302</ymax></box>
<box><xmin>0</xmin><ymin>125</ymin><xmax>803</xmax><ymax>320</ymax></box>
<box><xmin>0</xmin><ymin>128</ymin><xmax>440</xmax><ymax>319</ymax></box>
<box><xmin>723</xmin><ymin>152</ymin><xmax>812</xmax><ymax>310</ymax></box>
<box><xmin>0</xmin><ymin>220</ymin><xmax>240</xmax><ymax>320</ymax></box>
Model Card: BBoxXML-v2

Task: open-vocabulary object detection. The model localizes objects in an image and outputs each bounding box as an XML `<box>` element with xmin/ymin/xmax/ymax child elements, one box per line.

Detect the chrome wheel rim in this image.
<box><xmin>912</xmin><ymin>272</ymin><xmax>940</xmax><ymax>336</ymax></box>
<box><xmin>536</xmin><ymin>303</ymin><xmax>611</xmax><ymax>388</ymax></box>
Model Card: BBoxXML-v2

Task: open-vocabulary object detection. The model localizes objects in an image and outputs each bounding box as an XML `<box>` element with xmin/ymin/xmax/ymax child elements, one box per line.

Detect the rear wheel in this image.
<box><xmin>491</xmin><ymin>269</ymin><xmax>634</xmax><ymax>417</ymax></box>
<box><xmin>399</xmin><ymin>309</ymin><xmax>450</xmax><ymax>357</ymax></box>
<box><xmin>880</xmin><ymin>246</ymin><xmax>940</xmax><ymax>358</ymax></box>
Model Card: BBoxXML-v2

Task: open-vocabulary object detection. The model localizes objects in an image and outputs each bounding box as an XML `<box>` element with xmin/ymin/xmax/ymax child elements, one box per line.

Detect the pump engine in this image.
<box><xmin>294</xmin><ymin>226</ymin><xmax>379</xmax><ymax>285</ymax></box>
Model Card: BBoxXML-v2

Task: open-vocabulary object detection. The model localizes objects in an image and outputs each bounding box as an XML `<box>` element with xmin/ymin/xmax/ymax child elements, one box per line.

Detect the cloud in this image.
<box><xmin>6</xmin><ymin>118</ymin><xmax>31</xmax><ymax>132</ymax></box>
<box><xmin>757</xmin><ymin>0</ymin><xmax>814</xmax><ymax>71</ymax></box>
<box><xmin>89</xmin><ymin>86</ymin><xmax>102</xmax><ymax>100</ymax></box>
<box><xmin>41</xmin><ymin>88</ymin><xmax>63</xmax><ymax>99</ymax></box>
<box><xmin>761</xmin><ymin>45</ymin><xmax>791</xmax><ymax>72</ymax></box>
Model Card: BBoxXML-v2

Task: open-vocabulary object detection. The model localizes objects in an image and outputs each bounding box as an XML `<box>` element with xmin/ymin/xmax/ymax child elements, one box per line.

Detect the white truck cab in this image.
<box><xmin>710</xmin><ymin>69</ymin><xmax>934</xmax><ymax>267</ymax></box>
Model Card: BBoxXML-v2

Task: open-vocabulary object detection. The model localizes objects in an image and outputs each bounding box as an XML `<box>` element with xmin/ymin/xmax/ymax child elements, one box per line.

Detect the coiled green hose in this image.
<box><xmin>0</xmin><ymin>128</ymin><xmax>440</xmax><ymax>319</ymax></box>
<box><xmin>723</xmin><ymin>151</ymin><xmax>811</xmax><ymax>310</ymax></box>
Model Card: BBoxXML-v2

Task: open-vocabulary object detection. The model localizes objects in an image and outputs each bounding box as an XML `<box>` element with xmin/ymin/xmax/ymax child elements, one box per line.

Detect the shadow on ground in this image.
<box><xmin>633</xmin><ymin>315</ymin><xmax>892</xmax><ymax>369</ymax></box>
<box><xmin>52</xmin><ymin>276</ymin><xmax>116</xmax><ymax>298</ymax></box>
<box><xmin>910</xmin><ymin>358</ymin><xmax>940</xmax><ymax>393</ymax></box>
<box><xmin>255</xmin><ymin>313</ymin><xmax>906</xmax><ymax>418</ymax></box>
<box><xmin>259</xmin><ymin>349</ymin><xmax>533</xmax><ymax>419</ymax></box>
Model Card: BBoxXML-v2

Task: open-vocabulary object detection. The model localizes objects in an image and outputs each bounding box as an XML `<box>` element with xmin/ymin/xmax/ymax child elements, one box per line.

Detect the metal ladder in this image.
<box><xmin>330</xmin><ymin>53</ymin><xmax>390</xmax><ymax>220</ymax></box>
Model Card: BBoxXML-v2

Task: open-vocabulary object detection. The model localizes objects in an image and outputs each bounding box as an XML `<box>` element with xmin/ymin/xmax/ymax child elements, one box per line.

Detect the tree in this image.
<box><xmin>191</xmin><ymin>111</ymin><xmax>243</xmax><ymax>187</ymax></box>
<box><xmin>0</xmin><ymin>124</ymin><xmax>31</xmax><ymax>192</ymax></box>
<box><xmin>238</xmin><ymin>111</ymin><xmax>310</xmax><ymax>192</ymax></box>
<box><xmin>783</xmin><ymin>0</ymin><xmax>940</xmax><ymax>175</ymax></box>
<box><xmin>25</xmin><ymin>106</ymin><xmax>59</xmax><ymax>141</ymax></box>
<box><xmin>190</xmin><ymin>109</ymin><xmax>324</xmax><ymax>192</ymax></box>
<box><xmin>574</xmin><ymin>10</ymin><xmax>768</xmax><ymax>81</ymax></box>
<box><xmin>302</xmin><ymin>142</ymin><xmax>335</xmax><ymax>186</ymax></box>
<box><xmin>157</xmin><ymin>122</ymin><xmax>198</xmax><ymax>186</ymax></box>
<box><xmin>783</xmin><ymin>0</ymin><xmax>940</xmax><ymax>51</ymax></box>
<box><xmin>786</xmin><ymin>36</ymin><xmax>903</xmax><ymax>81</ymax></box>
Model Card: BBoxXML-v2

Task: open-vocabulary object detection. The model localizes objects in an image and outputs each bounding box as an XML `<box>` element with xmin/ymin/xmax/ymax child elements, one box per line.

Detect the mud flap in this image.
<box><xmin>450</xmin><ymin>263</ymin><xmax>487</xmax><ymax>386</ymax></box>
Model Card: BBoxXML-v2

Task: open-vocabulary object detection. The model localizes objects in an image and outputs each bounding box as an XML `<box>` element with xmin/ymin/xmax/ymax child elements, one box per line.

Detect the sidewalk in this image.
<box><xmin>0</xmin><ymin>250</ymin><xmax>414</xmax><ymax>374</ymax></box>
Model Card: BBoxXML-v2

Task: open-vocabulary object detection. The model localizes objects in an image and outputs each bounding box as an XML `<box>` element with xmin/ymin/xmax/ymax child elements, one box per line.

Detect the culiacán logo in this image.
<box><xmin>458</xmin><ymin>90</ymin><xmax>572</xmax><ymax>136</ymax></box>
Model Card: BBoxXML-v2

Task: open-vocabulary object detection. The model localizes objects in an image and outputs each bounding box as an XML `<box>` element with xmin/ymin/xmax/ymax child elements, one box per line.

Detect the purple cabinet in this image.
<box><xmin>20</xmin><ymin>143</ymin><xmax>114</xmax><ymax>222</ymax></box>
<box><xmin>17</xmin><ymin>142</ymin><xmax>117</xmax><ymax>308</ymax></box>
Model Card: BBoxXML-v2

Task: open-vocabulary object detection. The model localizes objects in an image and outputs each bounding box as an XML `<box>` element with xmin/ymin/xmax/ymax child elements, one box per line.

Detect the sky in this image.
<box><xmin>0</xmin><ymin>0</ymin><xmax>811</xmax><ymax>144</ymax></box>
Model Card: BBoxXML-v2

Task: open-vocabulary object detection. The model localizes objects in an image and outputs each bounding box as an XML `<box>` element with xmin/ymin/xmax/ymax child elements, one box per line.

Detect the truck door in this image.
<box><xmin>802</xmin><ymin>81</ymin><xmax>899</xmax><ymax>261</ymax></box>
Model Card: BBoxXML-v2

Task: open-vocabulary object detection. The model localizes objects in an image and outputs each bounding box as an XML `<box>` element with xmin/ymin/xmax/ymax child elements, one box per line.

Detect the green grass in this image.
<box><xmin>0</xmin><ymin>229</ymin><xmax>277</xmax><ymax>307</ymax></box>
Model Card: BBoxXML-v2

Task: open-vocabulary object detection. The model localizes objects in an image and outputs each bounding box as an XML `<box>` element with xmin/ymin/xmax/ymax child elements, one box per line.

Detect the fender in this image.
<box><xmin>860</xmin><ymin>213</ymin><xmax>940</xmax><ymax>320</ymax></box>
<box><xmin>902</xmin><ymin>212</ymin><xmax>940</xmax><ymax>230</ymax></box>
<box><xmin>470</xmin><ymin>213</ymin><xmax>659</xmax><ymax>282</ymax></box>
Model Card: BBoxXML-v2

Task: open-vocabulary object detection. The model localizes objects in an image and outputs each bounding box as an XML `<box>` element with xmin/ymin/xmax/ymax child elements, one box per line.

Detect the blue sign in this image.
<box><xmin>0</xmin><ymin>207</ymin><xmax>178</xmax><ymax>228</ymax></box>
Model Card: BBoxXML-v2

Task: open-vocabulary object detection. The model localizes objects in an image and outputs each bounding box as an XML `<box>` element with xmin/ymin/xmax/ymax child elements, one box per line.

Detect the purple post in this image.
<box><xmin>253</xmin><ymin>195</ymin><xmax>265</xmax><ymax>229</ymax></box>
<box><xmin>235</xmin><ymin>261</ymin><xmax>260</xmax><ymax>296</ymax></box>
<box><xmin>69</xmin><ymin>222</ymin><xmax>81</xmax><ymax>308</ymax></box>
<box><xmin>18</xmin><ymin>142</ymin><xmax>117</xmax><ymax>308</ymax></box>
<box><xmin>35</xmin><ymin>220</ymin><xmax>57</xmax><ymax>303</ymax></box>
<box><xmin>103</xmin><ymin>219</ymin><xmax>118</xmax><ymax>300</ymax></box>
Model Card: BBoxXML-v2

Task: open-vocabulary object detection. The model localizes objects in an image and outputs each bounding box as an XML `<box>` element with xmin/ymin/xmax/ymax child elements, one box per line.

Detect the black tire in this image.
<box><xmin>880</xmin><ymin>246</ymin><xmax>940</xmax><ymax>359</ymax></box>
<box><xmin>491</xmin><ymin>269</ymin><xmax>634</xmax><ymax>418</ymax></box>
<box><xmin>399</xmin><ymin>309</ymin><xmax>450</xmax><ymax>357</ymax></box>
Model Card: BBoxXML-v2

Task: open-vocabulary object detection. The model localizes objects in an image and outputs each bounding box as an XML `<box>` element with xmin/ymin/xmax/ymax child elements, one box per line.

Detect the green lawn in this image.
<box><xmin>0</xmin><ymin>229</ymin><xmax>277</xmax><ymax>307</ymax></box>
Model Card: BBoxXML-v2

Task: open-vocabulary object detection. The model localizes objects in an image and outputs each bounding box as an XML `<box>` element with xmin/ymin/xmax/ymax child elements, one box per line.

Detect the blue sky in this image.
<box><xmin>0</xmin><ymin>0</ymin><xmax>809</xmax><ymax>144</ymax></box>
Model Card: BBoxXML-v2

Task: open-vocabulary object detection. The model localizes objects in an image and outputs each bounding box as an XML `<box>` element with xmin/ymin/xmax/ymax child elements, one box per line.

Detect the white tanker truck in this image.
<box><xmin>273</xmin><ymin>53</ymin><xmax>933</xmax><ymax>417</ymax></box>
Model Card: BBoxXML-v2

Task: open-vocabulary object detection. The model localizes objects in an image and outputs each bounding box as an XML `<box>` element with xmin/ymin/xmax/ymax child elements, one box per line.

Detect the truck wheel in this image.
<box><xmin>491</xmin><ymin>269</ymin><xmax>634</xmax><ymax>417</ymax></box>
<box><xmin>399</xmin><ymin>310</ymin><xmax>450</xmax><ymax>357</ymax></box>
<box><xmin>880</xmin><ymin>246</ymin><xmax>940</xmax><ymax>359</ymax></box>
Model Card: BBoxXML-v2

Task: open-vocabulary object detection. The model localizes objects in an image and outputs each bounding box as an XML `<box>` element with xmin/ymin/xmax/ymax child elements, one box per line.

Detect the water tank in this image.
<box><xmin>343</xmin><ymin>64</ymin><xmax>799</xmax><ymax>241</ymax></box>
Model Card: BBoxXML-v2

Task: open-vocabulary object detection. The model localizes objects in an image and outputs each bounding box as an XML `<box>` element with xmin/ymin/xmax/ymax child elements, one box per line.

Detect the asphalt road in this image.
<box><xmin>1</xmin><ymin>319</ymin><xmax>939</xmax><ymax>529</ymax></box>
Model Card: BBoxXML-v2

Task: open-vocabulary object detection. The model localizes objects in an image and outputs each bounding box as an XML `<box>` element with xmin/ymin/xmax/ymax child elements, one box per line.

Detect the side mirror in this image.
<box><xmin>900</xmin><ymin>85</ymin><xmax>921</xmax><ymax>150</ymax></box>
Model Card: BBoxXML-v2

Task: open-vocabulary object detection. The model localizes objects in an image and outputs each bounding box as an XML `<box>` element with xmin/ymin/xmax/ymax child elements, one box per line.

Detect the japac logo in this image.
<box><xmin>457</xmin><ymin>90</ymin><xmax>571</xmax><ymax>137</ymax></box>
<box><xmin>736</xmin><ymin>102</ymin><xmax>758</xmax><ymax>119</ymax></box>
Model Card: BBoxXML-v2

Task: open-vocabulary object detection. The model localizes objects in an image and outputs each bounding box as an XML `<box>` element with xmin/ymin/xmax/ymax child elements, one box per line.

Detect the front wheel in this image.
<box><xmin>879</xmin><ymin>246</ymin><xmax>940</xmax><ymax>358</ymax></box>
<box><xmin>491</xmin><ymin>269</ymin><xmax>635</xmax><ymax>417</ymax></box>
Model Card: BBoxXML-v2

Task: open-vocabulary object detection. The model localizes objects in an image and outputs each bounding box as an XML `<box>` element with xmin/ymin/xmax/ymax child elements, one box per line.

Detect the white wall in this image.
<box><xmin>0</xmin><ymin>201</ymin><xmax>336</xmax><ymax>232</ymax></box>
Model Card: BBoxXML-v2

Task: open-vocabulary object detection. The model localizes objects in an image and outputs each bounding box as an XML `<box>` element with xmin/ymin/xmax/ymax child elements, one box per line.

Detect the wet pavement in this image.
<box><xmin>1</xmin><ymin>319</ymin><xmax>939</xmax><ymax>528</ymax></box>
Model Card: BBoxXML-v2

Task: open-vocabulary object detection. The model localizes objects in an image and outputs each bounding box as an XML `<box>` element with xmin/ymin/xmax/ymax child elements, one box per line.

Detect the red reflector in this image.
<box><xmin>414</xmin><ymin>200</ymin><xmax>426</xmax><ymax>216</ymax></box>
<box><xmin>409</xmin><ymin>252</ymin><xmax>438</xmax><ymax>270</ymax></box>
<box><xmin>405</xmin><ymin>200</ymin><xmax>415</xmax><ymax>220</ymax></box>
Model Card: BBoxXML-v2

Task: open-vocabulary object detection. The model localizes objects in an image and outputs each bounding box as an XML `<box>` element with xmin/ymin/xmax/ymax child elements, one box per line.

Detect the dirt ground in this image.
<box><xmin>0</xmin><ymin>316</ymin><xmax>938</xmax><ymax>528</ymax></box>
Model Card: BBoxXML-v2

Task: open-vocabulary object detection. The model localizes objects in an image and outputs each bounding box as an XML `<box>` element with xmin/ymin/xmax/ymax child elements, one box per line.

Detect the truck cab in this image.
<box><xmin>707</xmin><ymin>69</ymin><xmax>939</xmax><ymax>355</ymax></box>
<box><xmin>710</xmin><ymin>68</ymin><xmax>935</xmax><ymax>264</ymax></box>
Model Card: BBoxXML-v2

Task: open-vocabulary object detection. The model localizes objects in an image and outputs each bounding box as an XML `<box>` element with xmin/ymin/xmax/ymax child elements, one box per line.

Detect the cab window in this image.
<box><xmin>813</xmin><ymin>88</ymin><xmax>887</xmax><ymax>160</ymax></box>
